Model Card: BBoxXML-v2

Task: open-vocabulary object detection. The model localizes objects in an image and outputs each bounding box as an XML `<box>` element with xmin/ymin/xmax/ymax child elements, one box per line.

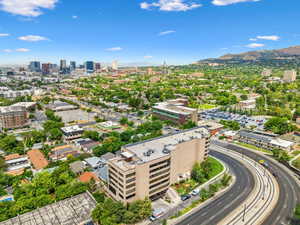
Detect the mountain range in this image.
<box><xmin>198</xmin><ymin>46</ymin><xmax>300</xmax><ymax>66</ymax></box>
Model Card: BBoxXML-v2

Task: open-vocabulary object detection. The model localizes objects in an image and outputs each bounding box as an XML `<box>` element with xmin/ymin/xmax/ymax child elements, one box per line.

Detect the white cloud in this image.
<box><xmin>256</xmin><ymin>35</ymin><xmax>280</xmax><ymax>41</ymax></box>
<box><xmin>144</xmin><ymin>55</ymin><xmax>153</xmax><ymax>59</ymax></box>
<box><xmin>249</xmin><ymin>38</ymin><xmax>257</xmax><ymax>41</ymax></box>
<box><xmin>15</xmin><ymin>48</ymin><xmax>30</xmax><ymax>52</ymax></box>
<box><xmin>3</xmin><ymin>49</ymin><xmax>12</xmax><ymax>53</ymax></box>
<box><xmin>106</xmin><ymin>47</ymin><xmax>122</xmax><ymax>51</ymax></box>
<box><xmin>0</xmin><ymin>33</ymin><xmax>10</xmax><ymax>37</ymax></box>
<box><xmin>212</xmin><ymin>0</ymin><xmax>260</xmax><ymax>6</ymax></box>
<box><xmin>246</xmin><ymin>43</ymin><xmax>264</xmax><ymax>48</ymax></box>
<box><xmin>18</xmin><ymin>35</ymin><xmax>48</xmax><ymax>42</ymax></box>
<box><xmin>159</xmin><ymin>30</ymin><xmax>176</xmax><ymax>36</ymax></box>
<box><xmin>141</xmin><ymin>0</ymin><xmax>202</xmax><ymax>12</ymax></box>
<box><xmin>0</xmin><ymin>0</ymin><xmax>58</xmax><ymax>17</ymax></box>
<box><xmin>72</xmin><ymin>15</ymin><xmax>78</xmax><ymax>19</ymax></box>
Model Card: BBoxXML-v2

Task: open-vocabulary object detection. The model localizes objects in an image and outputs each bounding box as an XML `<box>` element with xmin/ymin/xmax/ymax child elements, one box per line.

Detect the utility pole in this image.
<box><xmin>262</xmin><ymin>184</ymin><xmax>265</xmax><ymax>200</ymax></box>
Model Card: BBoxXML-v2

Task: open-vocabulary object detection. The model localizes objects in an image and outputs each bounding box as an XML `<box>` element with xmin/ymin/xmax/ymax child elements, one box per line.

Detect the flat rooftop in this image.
<box><xmin>61</xmin><ymin>125</ymin><xmax>84</xmax><ymax>133</ymax></box>
<box><xmin>153</xmin><ymin>102</ymin><xmax>196</xmax><ymax>116</ymax></box>
<box><xmin>0</xmin><ymin>106</ymin><xmax>26</xmax><ymax>113</ymax></box>
<box><xmin>123</xmin><ymin>127</ymin><xmax>209</xmax><ymax>164</ymax></box>
<box><xmin>0</xmin><ymin>192</ymin><xmax>96</xmax><ymax>225</ymax></box>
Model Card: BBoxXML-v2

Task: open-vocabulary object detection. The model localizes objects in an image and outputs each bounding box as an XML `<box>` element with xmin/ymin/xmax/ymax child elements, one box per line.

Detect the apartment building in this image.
<box><xmin>106</xmin><ymin>127</ymin><xmax>210</xmax><ymax>203</ymax></box>
<box><xmin>238</xmin><ymin>130</ymin><xmax>294</xmax><ymax>151</ymax></box>
<box><xmin>4</xmin><ymin>154</ymin><xmax>31</xmax><ymax>172</ymax></box>
<box><xmin>152</xmin><ymin>98</ymin><xmax>198</xmax><ymax>124</ymax></box>
<box><xmin>61</xmin><ymin>125</ymin><xmax>84</xmax><ymax>140</ymax></box>
<box><xmin>283</xmin><ymin>70</ymin><xmax>297</xmax><ymax>83</ymax></box>
<box><xmin>238</xmin><ymin>99</ymin><xmax>256</xmax><ymax>110</ymax></box>
<box><xmin>0</xmin><ymin>106</ymin><xmax>28</xmax><ymax>129</ymax></box>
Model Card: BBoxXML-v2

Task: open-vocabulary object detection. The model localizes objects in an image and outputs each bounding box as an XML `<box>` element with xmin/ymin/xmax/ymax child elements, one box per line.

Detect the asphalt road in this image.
<box><xmin>213</xmin><ymin>140</ymin><xmax>300</xmax><ymax>225</ymax></box>
<box><xmin>177</xmin><ymin>150</ymin><xmax>255</xmax><ymax>225</ymax></box>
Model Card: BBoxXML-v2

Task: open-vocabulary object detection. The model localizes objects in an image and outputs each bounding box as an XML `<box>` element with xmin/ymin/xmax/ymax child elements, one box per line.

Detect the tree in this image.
<box><xmin>83</xmin><ymin>130</ymin><xmax>100</xmax><ymax>141</ymax></box>
<box><xmin>119</xmin><ymin>117</ymin><xmax>129</xmax><ymax>125</ymax></box>
<box><xmin>264</xmin><ymin>117</ymin><xmax>295</xmax><ymax>134</ymax></box>
<box><xmin>0</xmin><ymin>135</ymin><xmax>24</xmax><ymax>154</ymax></box>
<box><xmin>240</xmin><ymin>94</ymin><xmax>248</xmax><ymax>100</ymax></box>
<box><xmin>220</xmin><ymin>120</ymin><xmax>240</xmax><ymax>131</ymax></box>
<box><xmin>191</xmin><ymin>163</ymin><xmax>207</xmax><ymax>183</ymax></box>
<box><xmin>92</xmin><ymin>198</ymin><xmax>126</xmax><ymax>225</ymax></box>
<box><xmin>220</xmin><ymin>173</ymin><xmax>232</xmax><ymax>186</ymax></box>
<box><xmin>49</xmin><ymin>128</ymin><xmax>63</xmax><ymax>141</ymax></box>
<box><xmin>180</xmin><ymin>120</ymin><xmax>197</xmax><ymax>130</ymax></box>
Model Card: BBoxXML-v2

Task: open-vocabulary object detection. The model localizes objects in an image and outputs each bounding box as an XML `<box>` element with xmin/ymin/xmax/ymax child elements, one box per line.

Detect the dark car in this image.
<box><xmin>181</xmin><ymin>194</ymin><xmax>191</xmax><ymax>201</ymax></box>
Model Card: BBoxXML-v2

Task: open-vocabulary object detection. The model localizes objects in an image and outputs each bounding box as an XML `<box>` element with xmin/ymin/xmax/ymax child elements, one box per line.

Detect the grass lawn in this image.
<box><xmin>292</xmin><ymin>150</ymin><xmax>300</xmax><ymax>157</ymax></box>
<box><xmin>206</xmin><ymin>157</ymin><xmax>224</xmax><ymax>179</ymax></box>
<box><xmin>173</xmin><ymin>179</ymin><xmax>198</xmax><ymax>195</ymax></box>
<box><xmin>292</xmin><ymin>157</ymin><xmax>300</xmax><ymax>170</ymax></box>
<box><xmin>235</xmin><ymin>142</ymin><xmax>273</xmax><ymax>154</ymax></box>
<box><xmin>173</xmin><ymin>157</ymin><xmax>224</xmax><ymax>195</ymax></box>
<box><xmin>198</xmin><ymin>104</ymin><xmax>216</xmax><ymax>110</ymax></box>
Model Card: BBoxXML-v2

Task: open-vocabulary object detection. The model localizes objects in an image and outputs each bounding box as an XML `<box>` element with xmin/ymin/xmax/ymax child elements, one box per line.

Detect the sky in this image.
<box><xmin>0</xmin><ymin>0</ymin><xmax>300</xmax><ymax>66</ymax></box>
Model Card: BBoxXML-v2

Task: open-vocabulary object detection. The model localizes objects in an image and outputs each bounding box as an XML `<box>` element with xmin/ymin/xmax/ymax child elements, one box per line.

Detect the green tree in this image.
<box><xmin>191</xmin><ymin>163</ymin><xmax>207</xmax><ymax>183</ymax></box>
<box><xmin>83</xmin><ymin>130</ymin><xmax>100</xmax><ymax>141</ymax></box>
<box><xmin>264</xmin><ymin>117</ymin><xmax>295</xmax><ymax>134</ymax></box>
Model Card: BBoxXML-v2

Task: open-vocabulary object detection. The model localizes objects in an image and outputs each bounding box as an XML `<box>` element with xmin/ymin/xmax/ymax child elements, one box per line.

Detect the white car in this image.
<box><xmin>191</xmin><ymin>188</ymin><xmax>200</xmax><ymax>196</ymax></box>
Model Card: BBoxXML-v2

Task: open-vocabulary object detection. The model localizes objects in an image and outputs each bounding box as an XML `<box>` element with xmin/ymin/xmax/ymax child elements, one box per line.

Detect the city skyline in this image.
<box><xmin>0</xmin><ymin>0</ymin><xmax>300</xmax><ymax>65</ymax></box>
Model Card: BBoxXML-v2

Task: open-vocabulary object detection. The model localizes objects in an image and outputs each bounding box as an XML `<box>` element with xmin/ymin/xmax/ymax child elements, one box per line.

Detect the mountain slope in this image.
<box><xmin>198</xmin><ymin>46</ymin><xmax>300</xmax><ymax>66</ymax></box>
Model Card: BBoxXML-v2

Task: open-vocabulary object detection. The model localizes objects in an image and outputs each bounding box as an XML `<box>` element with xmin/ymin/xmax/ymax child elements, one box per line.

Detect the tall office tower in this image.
<box><xmin>29</xmin><ymin>61</ymin><xmax>41</xmax><ymax>72</ymax></box>
<box><xmin>70</xmin><ymin>61</ymin><xmax>76</xmax><ymax>71</ymax></box>
<box><xmin>283</xmin><ymin>70</ymin><xmax>297</xmax><ymax>82</ymax></box>
<box><xmin>60</xmin><ymin>60</ymin><xmax>67</xmax><ymax>71</ymax></box>
<box><xmin>42</xmin><ymin>63</ymin><xmax>51</xmax><ymax>75</ymax></box>
<box><xmin>162</xmin><ymin>61</ymin><xmax>167</xmax><ymax>74</ymax></box>
<box><xmin>112</xmin><ymin>60</ymin><xmax>118</xmax><ymax>70</ymax></box>
<box><xmin>85</xmin><ymin>61</ymin><xmax>94</xmax><ymax>73</ymax></box>
<box><xmin>95</xmin><ymin>63</ymin><xmax>101</xmax><ymax>71</ymax></box>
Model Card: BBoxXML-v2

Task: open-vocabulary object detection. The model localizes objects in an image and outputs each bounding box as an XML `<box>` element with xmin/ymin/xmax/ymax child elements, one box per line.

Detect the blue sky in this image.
<box><xmin>0</xmin><ymin>0</ymin><xmax>300</xmax><ymax>66</ymax></box>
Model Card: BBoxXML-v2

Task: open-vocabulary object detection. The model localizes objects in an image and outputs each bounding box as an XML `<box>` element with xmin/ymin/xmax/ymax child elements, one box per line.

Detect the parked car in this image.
<box><xmin>181</xmin><ymin>194</ymin><xmax>191</xmax><ymax>201</ymax></box>
<box><xmin>149</xmin><ymin>208</ymin><xmax>165</xmax><ymax>221</ymax></box>
<box><xmin>191</xmin><ymin>188</ymin><xmax>200</xmax><ymax>196</ymax></box>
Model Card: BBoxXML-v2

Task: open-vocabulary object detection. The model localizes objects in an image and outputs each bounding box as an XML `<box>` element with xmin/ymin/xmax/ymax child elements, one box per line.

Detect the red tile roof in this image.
<box><xmin>27</xmin><ymin>149</ymin><xmax>48</xmax><ymax>170</ymax></box>
<box><xmin>5</xmin><ymin>153</ymin><xmax>22</xmax><ymax>161</ymax></box>
<box><xmin>78</xmin><ymin>172</ymin><xmax>99</xmax><ymax>183</ymax></box>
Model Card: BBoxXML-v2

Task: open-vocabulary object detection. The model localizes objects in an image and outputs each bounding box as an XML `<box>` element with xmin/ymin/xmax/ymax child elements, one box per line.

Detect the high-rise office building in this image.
<box><xmin>60</xmin><ymin>60</ymin><xmax>69</xmax><ymax>74</ymax></box>
<box><xmin>283</xmin><ymin>70</ymin><xmax>297</xmax><ymax>82</ymax></box>
<box><xmin>112</xmin><ymin>60</ymin><xmax>118</xmax><ymax>70</ymax></box>
<box><xmin>29</xmin><ymin>61</ymin><xmax>41</xmax><ymax>72</ymax></box>
<box><xmin>70</xmin><ymin>61</ymin><xmax>76</xmax><ymax>71</ymax></box>
<box><xmin>42</xmin><ymin>63</ymin><xmax>51</xmax><ymax>75</ymax></box>
<box><xmin>60</xmin><ymin>60</ymin><xmax>67</xmax><ymax>70</ymax></box>
<box><xmin>85</xmin><ymin>61</ymin><xmax>94</xmax><ymax>73</ymax></box>
<box><xmin>95</xmin><ymin>63</ymin><xmax>101</xmax><ymax>71</ymax></box>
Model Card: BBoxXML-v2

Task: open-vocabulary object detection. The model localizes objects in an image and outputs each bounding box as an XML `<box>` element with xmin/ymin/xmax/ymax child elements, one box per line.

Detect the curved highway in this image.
<box><xmin>177</xmin><ymin>150</ymin><xmax>255</xmax><ymax>225</ymax></box>
<box><xmin>213</xmin><ymin>140</ymin><xmax>300</xmax><ymax>225</ymax></box>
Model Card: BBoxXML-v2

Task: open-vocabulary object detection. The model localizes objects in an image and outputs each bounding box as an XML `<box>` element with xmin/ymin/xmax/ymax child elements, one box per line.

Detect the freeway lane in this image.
<box><xmin>177</xmin><ymin>150</ymin><xmax>255</xmax><ymax>225</ymax></box>
<box><xmin>213</xmin><ymin>140</ymin><xmax>300</xmax><ymax>225</ymax></box>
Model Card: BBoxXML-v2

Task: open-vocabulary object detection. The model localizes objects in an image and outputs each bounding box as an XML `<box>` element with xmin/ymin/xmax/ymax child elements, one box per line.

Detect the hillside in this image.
<box><xmin>198</xmin><ymin>46</ymin><xmax>300</xmax><ymax>67</ymax></box>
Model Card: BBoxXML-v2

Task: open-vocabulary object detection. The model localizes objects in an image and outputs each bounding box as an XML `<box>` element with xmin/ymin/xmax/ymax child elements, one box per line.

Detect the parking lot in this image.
<box><xmin>200</xmin><ymin>109</ymin><xmax>267</xmax><ymax>129</ymax></box>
